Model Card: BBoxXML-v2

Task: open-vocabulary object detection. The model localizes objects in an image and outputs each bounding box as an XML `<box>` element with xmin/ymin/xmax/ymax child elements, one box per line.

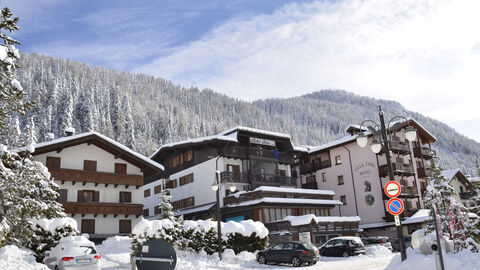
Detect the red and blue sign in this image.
<box><xmin>387</xmin><ymin>198</ymin><xmax>404</xmax><ymax>215</ymax></box>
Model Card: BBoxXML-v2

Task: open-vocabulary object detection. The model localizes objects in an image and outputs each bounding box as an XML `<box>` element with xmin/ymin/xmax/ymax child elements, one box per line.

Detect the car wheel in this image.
<box><xmin>258</xmin><ymin>255</ymin><xmax>266</xmax><ymax>264</ymax></box>
<box><xmin>310</xmin><ymin>261</ymin><xmax>317</xmax><ymax>265</ymax></box>
<box><xmin>342</xmin><ymin>251</ymin><xmax>349</xmax><ymax>257</ymax></box>
<box><xmin>291</xmin><ymin>256</ymin><xmax>301</xmax><ymax>267</ymax></box>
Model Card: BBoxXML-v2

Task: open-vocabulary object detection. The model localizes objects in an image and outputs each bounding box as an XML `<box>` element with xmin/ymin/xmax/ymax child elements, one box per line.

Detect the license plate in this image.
<box><xmin>76</xmin><ymin>259</ymin><xmax>91</xmax><ymax>263</ymax></box>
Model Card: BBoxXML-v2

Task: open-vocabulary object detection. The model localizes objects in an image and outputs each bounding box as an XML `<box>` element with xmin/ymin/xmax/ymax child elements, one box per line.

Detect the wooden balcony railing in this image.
<box><xmin>413</xmin><ymin>143</ymin><xmax>436</xmax><ymax>160</ymax></box>
<box><xmin>220</xmin><ymin>172</ymin><xmax>297</xmax><ymax>187</ymax></box>
<box><xmin>302</xmin><ymin>181</ymin><xmax>319</xmax><ymax>190</ymax></box>
<box><xmin>50</xmin><ymin>168</ymin><xmax>143</xmax><ymax>187</ymax></box>
<box><xmin>223</xmin><ymin>146</ymin><xmax>295</xmax><ymax>164</ymax></box>
<box><xmin>62</xmin><ymin>202</ymin><xmax>143</xmax><ymax>216</ymax></box>
<box><xmin>220</xmin><ymin>172</ymin><xmax>249</xmax><ymax>184</ymax></box>
<box><xmin>417</xmin><ymin>167</ymin><xmax>433</xmax><ymax>178</ymax></box>
<box><xmin>299</xmin><ymin>160</ymin><xmax>331</xmax><ymax>174</ymax></box>
<box><xmin>379</xmin><ymin>163</ymin><xmax>415</xmax><ymax>177</ymax></box>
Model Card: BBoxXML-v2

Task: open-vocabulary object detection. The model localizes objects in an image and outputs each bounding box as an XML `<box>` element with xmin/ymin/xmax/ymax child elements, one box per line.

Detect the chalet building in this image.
<box><xmin>145</xmin><ymin>126</ymin><xmax>304</xmax><ymax>220</ymax></box>
<box><xmin>296</xmin><ymin>119</ymin><xmax>437</xmax><ymax>237</ymax></box>
<box><xmin>18</xmin><ymin>132</ymin><xmax>164</xmax><ymax>241</ymax></box>
<box><xmin>441</xmin><ymin>169</ymin><xmax>477</xmax><ymax>207</ymax></box>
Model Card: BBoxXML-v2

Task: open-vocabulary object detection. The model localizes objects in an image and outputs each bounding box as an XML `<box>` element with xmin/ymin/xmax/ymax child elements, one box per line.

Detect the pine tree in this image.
<box><xmin>57</xmin><ymin>91</ymin><xmax>74</xmax><ymax>135</ymax></box>
<box><xmin>0</xmin><ymin>115</ymin><xmax>22</xmax><ymax>148</ymax></box>
<box><xmin>449</xmin><ymin>200</ymin><xmax>472</xmax><ymax>251</ymax></box>
<box><xmin>24</xmin><ymin>115</ymin><xmax>37</xmax><ymax>146</ymax></box>
<box><xmin>0</xmin><ymin>7</ymin><xmax>32</xmax><ymax>129</ymax></box>
<box><xmin>122</xmin><ymin>94</ymin><xmax>136</xmax><ymax>150</ymax></box>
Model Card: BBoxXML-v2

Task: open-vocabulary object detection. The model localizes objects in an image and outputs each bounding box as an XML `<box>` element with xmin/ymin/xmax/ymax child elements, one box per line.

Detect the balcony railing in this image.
<box><xmin>417</xmin><ymin>167</ymin><xmax>433</xmax><ymax>178</ymax></box>
<box><xmin>389</xmin><ymin>141</ymin><xmax>411</xmax><ymax>155</ymax></box>
<box><xmin>62</xmin><ymin>202</ymin><xmax>143</xmax><ymax>216</ymax></box>
<box><xmin>50</xmin><ymin>168</ymin><xmax>143</xmax><ymax>187</ymax></box>
<box><xmin>223</xmin><ymin>146</ymin><xmax>294</xmax><ymax>163</ymax></box>
<box><xmin>413</xmin><ymin>142</ymin><xmax>436</xmax><ymax>160</ymax></box>
<box><xmin>460</xmin><ymin>191</ymin><xmax>477</xmax><ymax>200</ymax></box>
<box><xmin>220</xmin><ymin>172</ymin><xmax>297</xmax><ymax>187</ymax></box>
<box><xmin>299</xmin><ymin>160</ymin><xmax>331</xmax><ymax>174</ymax></box>
<box><xmin>379</xmin><ymin>163</ymin><xmax>415</xmax><ymax>177</ymax></box>
<box><xmin>301</xmin><ymin>181</ymin><xmax>318</xmax><ymax>190</ymax></box>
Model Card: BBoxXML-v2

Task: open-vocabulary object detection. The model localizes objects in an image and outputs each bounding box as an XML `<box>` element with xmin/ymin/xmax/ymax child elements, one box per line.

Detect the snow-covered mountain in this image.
<box><xmin>14</xmin><ymin>53</ymin><xmax>480</xmax><ymax>175</ymax></box>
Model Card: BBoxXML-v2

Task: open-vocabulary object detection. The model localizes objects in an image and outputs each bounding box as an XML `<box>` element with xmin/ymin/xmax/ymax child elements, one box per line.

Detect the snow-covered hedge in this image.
<box><xmin>131</xmin><ymin>218</ymin><xmax>268</xmax><ymax>255</ymax></box>
<box><xmin>0</xmin><ymin>245</ymin><xmax>49</xmax><ymax>270</ymax></box>
<box><xmin>28</xmin><ymin>218</ymin><xmax>79</xmax><ymax>262</ymax></box>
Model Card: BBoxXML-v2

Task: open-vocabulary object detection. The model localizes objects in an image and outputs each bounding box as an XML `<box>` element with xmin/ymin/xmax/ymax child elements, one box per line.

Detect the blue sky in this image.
<box><xmin>4</xmin><ymin>0</ymin><xmax>480</xmax><ymax>143</ymax></box>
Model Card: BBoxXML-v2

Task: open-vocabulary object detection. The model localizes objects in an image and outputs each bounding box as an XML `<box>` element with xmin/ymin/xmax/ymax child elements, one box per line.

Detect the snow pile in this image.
<box><xmin>99</xmin><ymin>236</ymin><xmax>132</xmax><ymax>254</ymax></box>
<box><xmin>0</xmin><ymin>245</ymin><xmax>48</xmax><ymax>270</ymax></box>
<box><xmin>385</xmin><ymin>248</ymin><xmax>480</xmax><ymax>270</ymax></box>
<box><xmin>31</xmin><ymin>217</ymin><xmax>78</xmax><ymax>233</ymax></box>
<box><xmin>283</xmin><ymin>214</ymin><xmax>361</xmax><ymax>226</ymax></box>
<box><xmin>133</xmin><ymin>218</ymin><xmax>268</xmax><ymax>238</ymax></box>
<box><xmin>365</xmin><ymin>245</ymin><xmax>392</xmax><ymax>257</ymax></box>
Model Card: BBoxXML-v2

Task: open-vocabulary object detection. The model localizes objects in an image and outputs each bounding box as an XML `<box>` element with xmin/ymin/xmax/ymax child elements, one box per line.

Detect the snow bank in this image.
<box><xmin>133</xmin><ymin>218</ymin><xmax>268</xmax><ymax>238</ymax></box>
<box><xmin>99</xmin><ymin>236</ymin><xmax>132</xmax><ymax>254</ymax></box>
<box><xmin>365</xmin><ymin>245</ymin><xmax>392</xmax><ymax>257</ymax></box>
<box><xmin>385</xmin><ymin>248</ymin><xmax>480</xmax><ymax>270</ymax></box>
<box><xmin>0</xmin><ymin>245</ymin><xmax>48</xmax><ymax>270</ymax></box>
<box><xmin>31</xmin><ymin>217</ymin><xmax>78</xmax><ymax>233</ymax></box>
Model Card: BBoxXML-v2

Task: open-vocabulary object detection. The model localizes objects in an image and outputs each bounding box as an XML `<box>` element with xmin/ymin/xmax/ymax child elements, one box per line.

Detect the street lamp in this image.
<box><xmin>356</xmin><ymin>105</ymin><xmax>417</xmax><ymax>262</ymax></box>
<box><xmin>211</xmin><ymin>170</ymin><xmax>237</xmax><ymax>261</ymax></box>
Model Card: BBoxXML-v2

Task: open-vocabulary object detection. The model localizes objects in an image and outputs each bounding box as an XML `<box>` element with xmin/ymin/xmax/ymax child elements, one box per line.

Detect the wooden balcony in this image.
<box><xmin>50</xmin><ymin>168</ymin><xmax>143</xmax><ymax>187</ymax></box>
<box><xmin>413</xmin><ymin>143</ymin><xmax>436</xmax><ymax>160</ymax></box>
<box><xmin>302</xmin><ymin>181</ymin><xmax>319</xmax><ymax>190</ymax></box>
<box><xmin>299</xmin><ymin>160</ymin><xmax>331</xmax><ymax>174</ymax></box>
<box><xmin>220</xmin><ymin>172</ymin><xmax>297</xmax><ymax>187</ymax></box>
<box><xmin>220</xmin><ymin>172</ymin><xmax>249</xmax><ymax>184</ymax></box>
<box><xmin>389</xmin><ymin>141</ymin><xmax>411</xmax><ymax>155</ymax></box>
<box><xmin>382</xmin><ymin>185</ymin><xmax>419</xmax><ymax>199</ymax></box>
<box><xmin>223</xmin><ymin>146</ymin><xmax>295</xmax><ymax>164</ymax></box>
<box><xmin>417</xmin><ymin>167</ymin><xmax>433</xmax><ymax>178</ymax></box>
<box><xmin>379</xmin><ymin>163</ymin><xmax>415</xmax><ymax>177</ymax></box>
<box><xmin>62</xmin><ymin>202</ymin><xmax>143</xmax><ymax>217</ymax></box>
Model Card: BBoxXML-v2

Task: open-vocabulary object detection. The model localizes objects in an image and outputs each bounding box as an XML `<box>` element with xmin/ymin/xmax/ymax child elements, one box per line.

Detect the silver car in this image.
<box><xmin>44</xmin><ymin>237</ymin><xmax>102</xmax><ymax>270</ymax></box>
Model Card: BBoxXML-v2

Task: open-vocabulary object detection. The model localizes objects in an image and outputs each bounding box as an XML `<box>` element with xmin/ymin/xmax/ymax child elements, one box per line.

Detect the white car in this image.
<box><xmin>43</xmin><ymin>236</ymin><xmax>102</xmax><ymax>270</ymax></box>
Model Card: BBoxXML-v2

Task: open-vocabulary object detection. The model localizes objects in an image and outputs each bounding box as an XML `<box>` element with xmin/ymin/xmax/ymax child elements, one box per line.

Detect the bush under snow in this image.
<box><xmin>0</xmin><ymin>245</ymin><xmax>48</xmax><ymax>270</ymax></box>
<box><xmin>365</xmin><ymin>245</ymin><xmax>392</xmax><ymax>257</ymax></box>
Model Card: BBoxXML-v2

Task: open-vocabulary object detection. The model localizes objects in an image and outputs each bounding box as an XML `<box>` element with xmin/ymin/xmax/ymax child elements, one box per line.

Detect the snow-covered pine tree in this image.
<box><xmin>57</xmin><ymin>91</ymin><xmax>74</xmax><ymax>135</ymax></box>
<box><xmin>79</xmin><ymin>87</ymin><xmax>97</xmax><ymax>132</ymax></box>
<box><xmin>424</xmin><ymin>159</ymin><xmax>456</xmax><ymax>236</ymax></box>
<box><xmin>470</xmin><ymin>158</ymin><xmax>480</xmax><ymax>244</ymax></box>
<box><xmin>122</xmin><ymin>94</ymin><xmax>136</xmax><ymax>150</ymax></box>
<box><xmin>449</xmin><ymin>200</ymin><xmax>472</xmax><ymax>251</ymax></box>
<box><xmin>0</xmin><ymin>114</ymin><xmax>22</xmax><ymax>148</ymax></box>
<box><xmin>0</xmin><ymin>7</ymin><xmax>31</xmax><ymax>129</ymax></box>
<box><xmin>24</xmin><ymin>115</ymin><xmax>37</xmax><ymax>146</ymax></box>
<box><xmin>159</xmin><ymin>180</ymin><xmax>174</xmax><ymax>221</ymax></box>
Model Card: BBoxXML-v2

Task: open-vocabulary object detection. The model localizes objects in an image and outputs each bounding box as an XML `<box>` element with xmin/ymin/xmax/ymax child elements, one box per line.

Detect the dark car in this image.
<box><xmin>256</xmin><ymin>241</ymin><xmax>320</xmax><ymax>267</ymax></box>
<box><xmin>391</xmin><ymin>236</ymin><xmax>412</xmax><ymax>252</ymax></box>
<box><xmin>319</xmin><ymin>237</ymin><xmax>365</xmax><ymax>257</ymax></box>
<box><xmin>361</xmin><ymin>236</ymin><xmax>393</xmax><ymax>251</ymax></box>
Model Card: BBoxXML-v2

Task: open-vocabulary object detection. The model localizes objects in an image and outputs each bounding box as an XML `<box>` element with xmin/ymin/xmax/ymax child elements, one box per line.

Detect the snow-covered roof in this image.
<box><xmin>225</xmin><ymin>197</ymin><xmax>343</xmax><ymax>207</ymax></box>
<box><xmin>359</xmin><ymin>209</ymin><xmax>431</xmax><ymax>229</ymax></box>
<box><xmin>282</xmin><ymin>214</ymin><xmax>361</xmax><ymax>226</ymax></box>
<box><xmin>16</xmin><ymin>131</ymin><xmax>164</xmax><ymax>171</ymax></box>
<box><xmin>468</xmin><ymin>213</ymin><xmax>479</xmax><ymax>219</ymax></box>
<box><xmin>389</xmin><ymin>118</ymin><xmax>437</xmax><ymax>142</ymax></box>
<box><xmin>308</xmin><ymin>135</ymin><xmax>358</xmax><ymax>153</ymax></box>
<box><xmin>441</xmin><ymin>169</ymin><xmax>460</xmax><ymax>181</ymax></box>
<box><xmin>174</xmin><ymin>203</ymin><xmax>216</xmax><ymax>216</ymax></box>
<box><xmin>252</xmin><ymin>186</ymin><xmax>335</xmax><ymax>196</ymax></box>
<box><xmin>150</xmin><ymin>134</ymin><xmax>238</xmax><ymax>158</ymax></box>
<box><xmin>293</xmin><ymin>146</ymin><xmax>310</xmax><ymax>152</ymax></box>
<box><xmin>220</xmin><ymin>126</ymin><xmax>291</xmax><ymax>139</ymax></box>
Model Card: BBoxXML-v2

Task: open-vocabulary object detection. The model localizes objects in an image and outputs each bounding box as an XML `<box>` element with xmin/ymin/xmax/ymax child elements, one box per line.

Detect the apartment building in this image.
<box><xmin>297</xmin><ymin>119</ymin><xmax>437</xmax><ymax>237</ymax></box>
<box><xmin>145</xmin><ymin>126</ymin><xmax>304</xmax><ymax>220</ymax></box>
<box><xmin>19</xmin><ymin>131</ymin><xmax>164</xmax><ymax>240</ymax></box>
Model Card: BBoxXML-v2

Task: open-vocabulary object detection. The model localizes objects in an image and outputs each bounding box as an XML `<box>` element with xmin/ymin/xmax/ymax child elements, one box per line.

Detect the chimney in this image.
<box><xmin>64</xmin><ymin>127</ymin><xmax>75</xmax><ymax>137</ymax></box>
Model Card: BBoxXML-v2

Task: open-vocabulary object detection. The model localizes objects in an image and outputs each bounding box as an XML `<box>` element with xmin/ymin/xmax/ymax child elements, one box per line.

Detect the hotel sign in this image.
<box><xmin>250</xmin><ymin>137</ymin><xmax>276</xmax><ymax>147</ymax></box>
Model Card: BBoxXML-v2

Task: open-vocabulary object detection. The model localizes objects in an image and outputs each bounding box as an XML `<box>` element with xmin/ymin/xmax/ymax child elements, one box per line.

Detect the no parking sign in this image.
<box><xmin>387</xmin><ymin>198</ymin><xmax>404</xmax><ymax>216</ymax></box>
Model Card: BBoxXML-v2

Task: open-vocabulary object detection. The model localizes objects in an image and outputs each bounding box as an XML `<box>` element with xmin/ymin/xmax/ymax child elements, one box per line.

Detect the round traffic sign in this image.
<box><xmin>384</xmin><ymin>181</ymin><xmax>401</xmax><ymax>198</ymax></box>
<box><xmin>387</xmin><ymin>198</ymin><xmax>404</xmax><ymax>215</ymax></box>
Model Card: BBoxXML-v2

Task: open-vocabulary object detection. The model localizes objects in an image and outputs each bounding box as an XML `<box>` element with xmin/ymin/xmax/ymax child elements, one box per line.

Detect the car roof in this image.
<box><xmin>330</xmin><ymin>236</ymin><xmax>361</xmax><ymax>240</ymax></box>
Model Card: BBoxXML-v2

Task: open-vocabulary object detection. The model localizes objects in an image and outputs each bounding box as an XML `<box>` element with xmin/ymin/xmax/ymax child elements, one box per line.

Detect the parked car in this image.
<box><xmin>390</xmin><ymin>236</ymin><xmax>412</xmax><ymax>252</ymax></box>
<box><xmin>361</xmin><ymin>236</ymin><xmax>393</xmax><ymax>251</ymax></box>
<box><xmin>318</xmin><ymin>237</ymin><xmax>365</xmax><ymax>257</ymax></box>
<box><xmin>43</xmin><ymin>236</ymin><xmax>102</xmax><ymax>270</ymax></box>
<box><xmin>256</xmin><ymin>241</ymin><xmax>320</xmax><ymax>267</ymax></box>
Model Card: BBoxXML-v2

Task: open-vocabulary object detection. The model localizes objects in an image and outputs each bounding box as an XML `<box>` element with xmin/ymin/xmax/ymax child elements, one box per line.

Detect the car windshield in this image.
<box><xmin>80</xmin><ymin>246</ymin><xmax>97</xmax><ymax>254</ymax></box>
<box><xmin>302</xmin><ymin>242</ymin><xmax>316</xmax><ymax>250</ymax></box>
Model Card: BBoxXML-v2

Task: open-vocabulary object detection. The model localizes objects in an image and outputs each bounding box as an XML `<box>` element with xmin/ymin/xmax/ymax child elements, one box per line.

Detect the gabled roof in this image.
<box><xmin>441</xmin><ymin>169</ymin><xmax>459</xmax><ymax>180</ymax></box>
<box><xmin>441</xmin><ymin>169</ymin><xmax>473</xmax><ymax>190</ymax></box>
<box><xmin>220</xmin><ymin>126</ymin><xmax>291</xmax><ymax>139</ymax></box>
<box><xmin>149</xmin><ymin>134</ymin><xmax>237</xmax><ymax>158</ymax></box>
<box><xmin>16</xmin><ymin>132</ymin><xmax>164</xmax><ymax>172</ymax></box>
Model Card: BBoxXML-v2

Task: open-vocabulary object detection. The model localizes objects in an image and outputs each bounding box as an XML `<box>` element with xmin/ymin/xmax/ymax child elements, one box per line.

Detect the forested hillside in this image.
<box><xmin>8</xmin><ymin>53</ymin><xmax>480</xmax><ymax>175</ymax></box>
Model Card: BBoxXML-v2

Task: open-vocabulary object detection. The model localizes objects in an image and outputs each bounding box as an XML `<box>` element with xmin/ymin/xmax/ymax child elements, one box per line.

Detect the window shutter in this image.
<box><xmin>77</xmin><ymin>190</ymin><xmax>83</xmax><ymax>202</ymax></box>
<box><xmin>94</xmin><ymin>191</ymin><xmax>100</xmax><ymax>202</ymax></box>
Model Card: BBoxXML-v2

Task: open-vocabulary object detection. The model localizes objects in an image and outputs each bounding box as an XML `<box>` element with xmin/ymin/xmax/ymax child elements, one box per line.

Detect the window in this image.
<box><xmin>144</xmin><ymin>188</ymin><xmax>151</xmax><ymax>198</ymax></box>
<box><xmin>335</xmin><ymin>155</ymin><xmax>342</xmax><ymax>165</ymax></box>
<box><xmin>58</xmin><ymin>189</ymin><xmax>68</xmax><ymax>202</ymax></box>
<box><xmin>78</xmin><ymin>190</ymin><xmax>98</xmax><ymax>202</ymax></box>
<box><xmin>179</xmin><ymin>173</ymin><xmax>194</xmax><ymax>186</ymax></box>
<box><xmin>227</xmin><ymin>164</ymin><xmax>240</xmax><ymax>173</ymax></box>
<box><xmin>184</xmin><ymin>150</ymin><xmax>193</xmax><ymax>162</ymax></box>
<box><xmin>46</xmin><ymin>156</ymin><xmax>61</xmax><ymax>169</ymax></box>
<box><xmin>306</xmin><ymin>175</ymin><xmax>316</xmax><ymax>183</ymax></box>
<box><xmin>340</xmin><ymin>195</ymin><xmax>347</xmax><ymax>205</ymax></box>
<box><xmin>170</xmin><ymin>151</ymin><xmax>193</xmax><ymax>169</ymax></box>
<box><xmin>83</xmin><ymin>160</ymin><xmax>97</xmax><ymax>172</ymax></box>
<box><xmin>170</xmin><ymin>156</ymin><xmax>179</xmax><ymax>168</ymax></box>
<box><xmin>119</xmin><ymin>220</ymin><xmax>131</xmax><ymax>234</ymax></box>
<box><xmin>337</xmin><ymin>175</ymin><xmax>344</xmax><ymax>185</ymax></box>
<box><xmin>322</xmin><ymin>172</ymin><xmax>327</xmax><ymax>182</ymax></box>
<box><xmin>81</xmin><ymin>219</ymin><xmax>95</xmax><ymax>234</ymax></box>
<box><xmin>143</xmin><ymin>208</ymin><xmax>149</xmax><ymax>217</ymax></box>
<box><xmin>166</xmin><ymin>179</ymin><xmax>177</xmax><ymax>189</ymax></box>
<box><xmin>172</xmin><ymin>197</ymin><xmax>195</xmax><ymax>210</ymax></box>
<box><xmin>154</xmin><ymin>206</ymin><xmax>161</xmax><ymax>215</ymax></box>
<box><xmin>119</xmin><ymin>191</ymin><xmax>131</xmax><ymax>203</ymax></box>
<box><xmin>154</xmin><ymin>185</ymin><xmax>162</xmax><ymax>194</ymax></box>
<box><xmin>279</xmin><ymin>169</ymin><xmax>286</xmax><ymax>177</ymax></box>
<box><xmin>115</xmin><ymin>163</ymin><xmax>127</xmax><ymax>174</ymax></box>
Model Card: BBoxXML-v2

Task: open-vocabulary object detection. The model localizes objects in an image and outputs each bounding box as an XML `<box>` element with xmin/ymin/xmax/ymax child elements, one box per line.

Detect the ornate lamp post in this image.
<box><xmin>211</xmin><ymin>170</ymin><xmax>237</xmax><ymax>261</ymax></box>
<box><xmin>356</xmin><ymin>105</ymin><xmax>417</xmax><ymax>262</ymax></box>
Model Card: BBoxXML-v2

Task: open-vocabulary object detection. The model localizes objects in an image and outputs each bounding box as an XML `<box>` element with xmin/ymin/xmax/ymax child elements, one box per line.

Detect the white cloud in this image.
<box><xmin>136</xmin><ymin>0</ymin><xmax>480</xmax><ymax>142</ymax></box>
